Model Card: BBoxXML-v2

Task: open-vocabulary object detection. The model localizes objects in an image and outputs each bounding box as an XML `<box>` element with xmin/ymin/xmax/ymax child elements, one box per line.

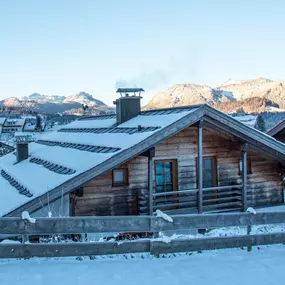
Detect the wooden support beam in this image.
<box><xmin>242</xmin><ymin>143</ymin><xmax>248</xmax><ymax>211</ymax></box>
<box><xmin>198</xmin><ymin>120</ymin><xmax>204</xmax><ymax>213</ymax></box>
<box><xmin>148</xmin><ymin>148</ymin><xmax>155</xmax><ymax>215</ymax></box>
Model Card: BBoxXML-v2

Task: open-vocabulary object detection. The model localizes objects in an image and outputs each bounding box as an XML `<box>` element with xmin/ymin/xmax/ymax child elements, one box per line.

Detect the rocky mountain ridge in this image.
<box><xmin>145</xmin><ymin>77</ymin><xmax>285</xmax><ymax>113</ymax></box>
<box><xmin>0</xmin><ymin>92</ymin><xmax>111</xmax><ymax>115</ymax></box>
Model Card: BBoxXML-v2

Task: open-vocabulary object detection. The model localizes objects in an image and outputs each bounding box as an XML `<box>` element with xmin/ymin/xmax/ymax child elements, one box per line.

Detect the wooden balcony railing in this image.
<box><xmin>139</xmin><ymin>185</ymin><xmax>243</xmax><ymax>215</ymax></box>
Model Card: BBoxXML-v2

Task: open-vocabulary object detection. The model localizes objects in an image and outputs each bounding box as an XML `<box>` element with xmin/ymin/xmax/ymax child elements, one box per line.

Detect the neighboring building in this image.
<box><xmin>2</xmin><ymin>118</ymin><xmax>26</xmax><ymax>133</ymax></box>
<box><xmin>0</xmin><ymin>141</ymin><xmax>15</xmax><ymax>157</ymax></box>
<box><xmin>1</xmin><ymin>88</ymin><xmax>285</xmax><ymax>218</ymax></box>
<box><xmin>0</xmin><ymin>117</ymin><xmax>6</xmax><ymax>133</ymax></box>
<box><xmin>23</xmin><ymin>121</ymin><xmax>37</xmax><ymax>132</ymax></box>
<box><xmin>267</xmin><ymin>119</ymin><xmax>285</xmax><ymax>143</ymax></box>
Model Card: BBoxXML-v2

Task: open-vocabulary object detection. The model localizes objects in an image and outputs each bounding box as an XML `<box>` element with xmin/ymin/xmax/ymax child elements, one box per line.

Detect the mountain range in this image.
<box><xmin>0</xmin><ymin>92</ymin><xmax>112</xmax><ymax>114</ymax></box>
<box><xmin>1</xmin><ymin>77</ymin><xmax>285</xmax><ymax>115</ymax></box>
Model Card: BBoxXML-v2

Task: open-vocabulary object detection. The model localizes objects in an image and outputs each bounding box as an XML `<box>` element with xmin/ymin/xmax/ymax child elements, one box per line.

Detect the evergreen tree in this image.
<box><xmin>255</xmin><ymin>115</ymin><xmax>265</xmax><ymax>132</ymax></box>
<box><xmin>35</xmin><ymin>115</ymin><xmax>42</xmax><ymax>131</ymax></box>
<box><xmin>82</xmin><ymin>104</ymin><xmax>89</xmax><ymax>115</ymax></box>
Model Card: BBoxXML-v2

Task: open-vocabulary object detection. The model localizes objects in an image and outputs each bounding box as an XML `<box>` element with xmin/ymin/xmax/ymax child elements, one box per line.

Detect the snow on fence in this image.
<box><xmin>1</xmin><ymin>211</ymin><xmax>285</xmax><ymax>259</ymax></box>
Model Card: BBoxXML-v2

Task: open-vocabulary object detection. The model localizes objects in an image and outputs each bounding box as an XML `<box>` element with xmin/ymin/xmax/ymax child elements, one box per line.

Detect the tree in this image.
<box><xmin>35</xmin><ymin>115</ymin><xmax>42</xmax><ymax>131</ymax></box>
<box><xmin>82</xmin><ymin>104</ymin><xmax>89</xmax><ymax>115</ymax></box>
<box><xmin>255</xmin><ymin>115</ymin><xmax>265</xmax><ymax>132</ymax></box>
<box><xmin>236</xmin><ymin>107</ymin><xmax>245</xmax><ymax>114</ymax></box>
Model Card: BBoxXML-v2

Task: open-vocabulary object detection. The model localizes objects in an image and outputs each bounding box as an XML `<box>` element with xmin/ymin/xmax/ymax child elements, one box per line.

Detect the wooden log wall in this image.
<box><xmin>71</xmin><ymin>126</ymin><xmax>284</xmax><ymax>216</ymax></box>
<box><xmin>71</xmin><ymin>156</ymin><xmax>149</xmax><ymax>216</ymax></box>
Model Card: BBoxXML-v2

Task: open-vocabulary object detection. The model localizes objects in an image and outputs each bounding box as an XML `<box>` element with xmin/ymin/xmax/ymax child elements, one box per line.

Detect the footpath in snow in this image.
<box><xmin>1</xmin><ymin>246</ymin><xmax>285</xmax><ymax>285</ymax></box>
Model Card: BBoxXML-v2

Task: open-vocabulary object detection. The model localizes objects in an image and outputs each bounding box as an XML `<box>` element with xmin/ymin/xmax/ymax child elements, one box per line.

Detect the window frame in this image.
<box><xmin>238</xmin><ymin>157</ymin><xmax>252</xmax><ymax>176</ymax></box>
<box><xmin>112</xmin><ymin>167</ymin><xmax>129</xmax><ymax>187</ymax></box>
<box><xmin>154</xmin><ymin>159</ymin><xmax>178</xmax><ymax>193</ymax></box>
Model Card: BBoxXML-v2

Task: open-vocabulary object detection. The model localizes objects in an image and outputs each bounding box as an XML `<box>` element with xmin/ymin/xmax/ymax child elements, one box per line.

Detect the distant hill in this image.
<box><xmin>0</xmin><ymin>92</ymin><xmax>113</xmax><ymax>115</ymax></box>
<box><xmin>217</xmin><ymin>77</ymin><xmax>285</xmax><ymax>109</ymax></box>
<box><xmin>22</xmin><ymin>93</ymin><xmax>66</xmax><ymax>104</ymax></box>
<box><xmin>145</xmin><ymin>84</ymin><xmax>235</xmax><ymax>109</ymax></box>
<box><xmin>145</xmin><ymin>77</ymin><xmax>285</xmax><ymax>113</ymax></box>
<box><xmin>213</xmin><ymin>97</ymin><xmax>279</xmax><ymax>113</ymax></box>
<box><xmin>62</xmin><ymin>92</ymin><xmax>106</xmax><ymax>107</ymax></box>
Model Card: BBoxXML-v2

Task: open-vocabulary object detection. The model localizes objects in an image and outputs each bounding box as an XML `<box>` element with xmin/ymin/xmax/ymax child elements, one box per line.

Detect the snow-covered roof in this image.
<box><xmin>1</xmin><ymin>104</ymin><xmax>285</xmax><ymax>217</ymax></box>
<box><xmin>23</xmin><ymin>122</ymin><xmax>36</xmax><ymax>131</ymax></box>
<box><xmin>231</xmin><ymin>114</ymin><xmax>258</xmax><ymax>128</ymax></box>
<box><xmin>0</xmin><ymin>106</ymin><xmax>198</xmax><ymax>216</ymax></box>
<box><xmin>4</xmin><ymin>118</ymin><xmax>26</xmax><ymax>127</ymax></box>
<box><xmin>0</xmin><ymin>117</ymin><xmax>6</xmax><ymax>125</ymax></box>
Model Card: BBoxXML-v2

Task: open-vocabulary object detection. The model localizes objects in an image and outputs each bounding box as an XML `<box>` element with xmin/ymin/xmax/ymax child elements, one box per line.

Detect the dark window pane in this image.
<box><xmin>164</xmin><ymin>162</ymin><xmax>172</xmax><ymax>172</ymax></box>
<box><xmin>155</xmin><ymin>160</ymin><xmax>176</xmax><ymax>193</ymax></box>
<box><xmin>165</xmin><ymin>174</ymin><xmax>172</xmax><ymax>183</ymax></box>
<box><xmin>201</xmin><ymin>158</ymin><xmax>216</xmax><ymax>188</ymax></box>
<box><xmin>155</xmin><ymin>186</ymin><xmax>164</xmax><ymax>192</ymax></box>
<box><xmin>156</xmin><ymin>174</ymin><xmax>164</xmax><ymax>185</ymax></box>
<box><xmin>165</xmin><ymin>184</ymin><xmax>173</xmax><ymax>191</ymax></box>
<box><xmin>203</xmin><ymin>178</ymin><xmax>213</xmax><ymax>188</ymax></box>
<box><xmin>155</xmin><ymin>163</ymin><xmax>164</xmax><ymax>173</ymax></box>
<box><xmin>203</xmin><ymin>159</ymin><xmax>212</xmax><ymax>170</ymax></box>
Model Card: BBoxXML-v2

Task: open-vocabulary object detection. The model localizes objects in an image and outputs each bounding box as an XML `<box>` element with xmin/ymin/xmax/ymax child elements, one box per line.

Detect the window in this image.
<box><xmin>112</xmin><ymin>167</ymin><xmax>129</xmax><ymax>186</ymax></box>
<box><xmin>155</xmin><ymin>160</ymin><xmax>177</xmax><ymax>193</ymax></box>
<box><xmin>196</xmin><ymin>157</ymin><xmax>218</xmax><ymax>188</ymax></box>
<box><xmin>202</xmin><ymin>157</ymin><xmax>217</xmax><ymax>188</ymax></box>
<box><xmin>238</xmin><ymin>158</ymin><xmax>252</xmax><ymax>175</ymax></box>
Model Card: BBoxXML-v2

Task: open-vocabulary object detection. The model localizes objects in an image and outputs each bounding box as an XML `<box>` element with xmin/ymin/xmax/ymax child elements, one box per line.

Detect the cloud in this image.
<box><xmin>115</xmin><ymin>70</ymin><xmax>170</xmax><ymax>91</ymax></box>
<box><xmin>115</xmin><ymin>51</ymin><xmax>199</xmax><ymax>92</ymax></box>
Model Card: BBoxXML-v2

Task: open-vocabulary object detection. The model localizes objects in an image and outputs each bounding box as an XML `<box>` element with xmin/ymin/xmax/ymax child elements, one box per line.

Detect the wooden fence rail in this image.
<box><xmin>1</xmin><ymin>211</ymin><xmax>285</xmax><ymax>235</ymax></box>
<box><xmin>1</xmin><ymin>232</ymin><xmax>285</xmax><ymax>259</ymax></box>
<box><xmin>0</xmin><ymin>211</ymin><xmax>285</xmax><ymax>259</ymax></box>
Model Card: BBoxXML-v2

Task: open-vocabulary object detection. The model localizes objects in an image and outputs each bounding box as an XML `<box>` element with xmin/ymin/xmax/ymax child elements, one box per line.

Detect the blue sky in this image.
<box><xmin>0</xmin><ymin>0</ymin><xmax>285</xmax><ymax>105</ymax></box>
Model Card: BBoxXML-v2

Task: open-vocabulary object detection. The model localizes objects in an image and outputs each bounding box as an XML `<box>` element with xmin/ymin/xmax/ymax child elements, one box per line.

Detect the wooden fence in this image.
<box><xmin>1</xmin><ymin>211</ymin><xmax>285</xmax><ymax>259</ymax></box>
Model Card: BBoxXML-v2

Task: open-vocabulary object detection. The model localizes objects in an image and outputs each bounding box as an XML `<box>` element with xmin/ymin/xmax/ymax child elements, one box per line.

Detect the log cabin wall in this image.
<box><xmin>70</xmin><ymin>156</ymin><xmax>149</xmax><ymax>216</ymax></box>
<box><xmin>71</xmin><ymin>125</ymin><xmax>284</xmax><ymax>216</ymax></box>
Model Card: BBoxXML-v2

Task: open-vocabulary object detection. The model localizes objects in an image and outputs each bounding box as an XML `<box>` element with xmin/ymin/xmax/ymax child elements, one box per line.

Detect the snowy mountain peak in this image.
<box><xmin>22</xmin><ymin>93</ymin><xmax>66</xmax><ymax>104</ymax></box>
<box><xmin>145</xmin><ymin>78</ymin><xmax>285</xmax><ymax>112</ymax></box>
<box><xmin>63</xmin><ymin>92</ymin><xmax>106</xmax><ymax>107</ymax></box>
<box><xmin>145</xmin><ymin>83</ymin><xmax>236</xmax><ymax>109</ymax></box>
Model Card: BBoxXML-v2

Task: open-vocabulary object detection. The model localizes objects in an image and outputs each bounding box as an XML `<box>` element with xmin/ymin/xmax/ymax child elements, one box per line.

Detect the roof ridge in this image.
<box><xmin>141</xmin><ymin>104</ymin><xmax>205</xmax><ymax>114</ymax></box>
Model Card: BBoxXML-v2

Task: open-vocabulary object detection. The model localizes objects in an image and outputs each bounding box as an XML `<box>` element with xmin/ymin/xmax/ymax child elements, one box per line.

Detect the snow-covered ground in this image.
<box><xmin>0</xmin><ymin>246</ymin><xmax>285</xmax><ymax>285</ymax></box>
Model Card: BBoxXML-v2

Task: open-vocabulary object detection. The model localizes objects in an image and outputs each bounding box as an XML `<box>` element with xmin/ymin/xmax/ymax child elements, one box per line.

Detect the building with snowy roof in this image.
<box><xmin>2</xmin><ymin>118</ymin><xmax>26</xmax><ymax>134</ymax></box>
<box><xmin>1</xmin><ymin>89</ymin><xmax>285</xmax><ymax>218</ymax></box>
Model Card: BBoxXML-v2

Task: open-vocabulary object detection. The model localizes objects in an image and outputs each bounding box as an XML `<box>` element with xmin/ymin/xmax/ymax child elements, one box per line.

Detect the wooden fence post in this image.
<box><xmin>247</xmin><ymin>225</ymin><xmax>252</xmax><ymax>252</ymax></box>
<box><xmin>21</xmin><ymin>234</ymin><xmax>29</xmax><ymax>244</ymax></box>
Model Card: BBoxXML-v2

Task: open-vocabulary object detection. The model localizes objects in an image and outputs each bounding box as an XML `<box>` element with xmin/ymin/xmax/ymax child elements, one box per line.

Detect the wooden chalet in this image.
<box><xmin>0</xmin><ymin>88</ymin><xmax>285</xmax><ymax>218</ymax></box>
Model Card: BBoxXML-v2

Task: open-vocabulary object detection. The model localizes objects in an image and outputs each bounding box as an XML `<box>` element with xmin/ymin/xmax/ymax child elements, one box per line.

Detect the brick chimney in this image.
<box><xmin>114</xmin><ymin>88</ymin><xmax>144</xmax><ymax>124</ymax></box>
<box><xmin>15</xmin><ymin>134</ymin><xmax>33</xmax><ymax>163</ymax></box>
